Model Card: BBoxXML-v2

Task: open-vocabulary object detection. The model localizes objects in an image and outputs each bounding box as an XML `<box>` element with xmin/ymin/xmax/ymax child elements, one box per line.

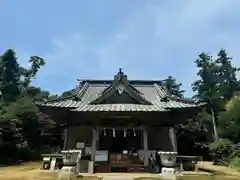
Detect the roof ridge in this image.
<box><xmin>35</xmin><ymin>83</ymin><xmax>89</xmax><ymax>105</ymax></box>
<box><xmin>169</xmin><ymin>95</ymin><xmax>199</xmax><ymax>104</ymax></box>
<box><xmin>153</xmin><ymin>83</ymin><xmax>199</xmax><ymax>104</ymax></box>
<box><xmin>75</xmin><ymin>82</ymin><xmax>89</xmax><ymax>98</ymax></box>
<box><xmin>80</xmin><ymin>79</ymin><xmax>162</xmax><ymax>85</ymax></box>
<box><xmin>153</xmin><ymin>83</ymin><xmax>169</xmax><ymax>99</ymax></box>
<box><xmin>34</xmin><ymin>96</ymin><xmax>71</xmax><ymax>105</ymax></box>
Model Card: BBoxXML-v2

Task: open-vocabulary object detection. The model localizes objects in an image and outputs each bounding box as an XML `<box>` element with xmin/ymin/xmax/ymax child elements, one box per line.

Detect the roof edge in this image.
<box><xmin>78</xmin><ymin>79</ymin><xmax>163</xmax><ymax>85</ymax></box>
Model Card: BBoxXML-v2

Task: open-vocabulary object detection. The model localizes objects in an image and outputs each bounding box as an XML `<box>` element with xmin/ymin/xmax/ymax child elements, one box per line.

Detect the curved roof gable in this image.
<box><xmin>35</xmin><ymin>69</ymin><xmax>204</xmax><ymax>112</ymax></box>
<box><xmin>89</xmin><ymin>68</ymin><xmax>152</xmax><ymax>105</ymax></box>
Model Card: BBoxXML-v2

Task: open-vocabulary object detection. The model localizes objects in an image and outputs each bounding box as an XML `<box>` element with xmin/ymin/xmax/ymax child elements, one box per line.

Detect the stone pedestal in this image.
<box><xmin>42</xmin><ymin>156</ymin><xmax>51</xmax><ymax>170</ymax></box>
<box><xmin>58</xmin><ymin>149</ymin><xmax>82</xmax><ymax>179</ymax></box>
<box><xmin>58</xmin><ymin>166</ymin><xmax>78</xmax><ymax>180</ymax></box>
<box><xmin>50</xmin><ymin>157</ymin><xmax>57</xmax><ymax>171</ymax></box>
<box><xmin>158</xmin><ymin>151</ymin><xmax>179</xmax><ymax>179</ymax></box>
<box><xmin>79</xmin><ymin>160</ymin><xmax>89</xmax><ymax>173</ymax></box>
<box><xmin>61</xmin><ymin>150</ymin><xmax>82</xmax><ymax>166</ymax></box>
<box><xmin>160</xmin><ymin>167</ymin><xmax>181</xmax><ymax>180</ymax></box>
<box><xmin>88</xmin><ymin>161</ymin><xmax>94</xmax><ymax>174</ymax></box>
<box><xmin>161</xmin><ymin>167</ymin><xmax>176</xmax><ymax>174</ymax></box>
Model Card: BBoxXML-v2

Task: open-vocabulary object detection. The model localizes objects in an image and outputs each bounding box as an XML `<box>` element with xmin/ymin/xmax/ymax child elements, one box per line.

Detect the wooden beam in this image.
<box><xmin>96</xmin><ymin>126</ymin><xmax>144</xmax><ymax>130</ymax></box>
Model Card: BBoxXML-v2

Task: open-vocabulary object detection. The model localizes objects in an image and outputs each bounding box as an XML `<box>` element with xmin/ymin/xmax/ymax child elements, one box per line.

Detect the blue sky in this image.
<box><xmin>0</xmin><ymin>0</ymin><xmax>240</xmax><ymax>96</ymax></box>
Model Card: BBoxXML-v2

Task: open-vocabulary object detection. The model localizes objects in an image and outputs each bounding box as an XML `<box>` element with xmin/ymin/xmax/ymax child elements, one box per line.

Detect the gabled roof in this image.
<box><xmin>35</xmin><ymin>69</ymin><xmax>204</xmax><ymax>112</ymax></box>
<box><xmin>89</xmin><ymin>69</ymin><xmax>152</xmax><ymax>105</ymax></box>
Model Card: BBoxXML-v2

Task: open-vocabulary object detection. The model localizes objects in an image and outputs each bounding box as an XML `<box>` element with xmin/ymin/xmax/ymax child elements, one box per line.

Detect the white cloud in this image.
<box><xmin>30</xmin><ymin>0</ymin><xmax>240</xmax><ymax>95</ymax></box>
<box><xmin>96</xmin><ymin>0</ymin><xmax>240</xmax><ymax>91</ymax></box>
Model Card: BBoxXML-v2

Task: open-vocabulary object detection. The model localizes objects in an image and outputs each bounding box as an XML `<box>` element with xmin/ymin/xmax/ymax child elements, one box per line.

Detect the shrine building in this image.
<box><xmin>36</xmin><ymin>69</ymin><xmax>204</xmax><ymax>173</ymax></box>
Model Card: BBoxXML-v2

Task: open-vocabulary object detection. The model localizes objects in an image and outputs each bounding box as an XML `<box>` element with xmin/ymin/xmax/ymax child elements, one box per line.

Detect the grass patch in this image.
<box><xmin>0</xmin><ymin>161</ymin><xmax>41</xmax><ymax>170</ymax></box>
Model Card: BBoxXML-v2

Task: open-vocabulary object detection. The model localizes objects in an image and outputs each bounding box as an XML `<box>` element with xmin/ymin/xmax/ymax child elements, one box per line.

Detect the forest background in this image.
<box><xmin>0</xmin><ymin>48</ymin><xmax>239</xmax><ymax>167</ymax></box>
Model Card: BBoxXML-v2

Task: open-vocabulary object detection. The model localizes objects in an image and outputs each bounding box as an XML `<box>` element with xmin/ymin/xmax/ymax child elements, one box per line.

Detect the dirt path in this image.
<box><xmin>102</xmin><ymin>176</ymin><xmax>134</xmax><ymax>180</ymax></box>
<box><xmin>0</xmin><ymin>162</ymin><xmax>57</xmax><ymax>180</ymax></box>
<box><xmin>197</xmin><ymin>161</ymin><xmax>240</xmax><ymax>178</ymax></box>
<box><xmin>2</xmin><ymin>161</ymin><xmax>234</xmax><ymax>180</ymax></box>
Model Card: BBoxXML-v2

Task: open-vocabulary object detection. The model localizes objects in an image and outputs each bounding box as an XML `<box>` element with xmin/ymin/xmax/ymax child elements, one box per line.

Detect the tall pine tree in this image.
<box><xmin>162</xmin><ymin>76</ymin><xmax>185</xmax><ymax>98</ymax></box>
<box><xmin>192</xmin><ymin>52</ymin><xmax>222</xmax><ymax>111</ymax></box>
<box><xmin>0</xmin><ymin>49</ymin><xmax>21</xmax><ymax>101</ymax></box>
<box><xmin>215</xmin><ymin>49</ymin><xmax>240</xmax><ymax>101</ymax></box>
<box><xmin>192</xmin><ymin>49</ymin><xmax>240</xmax><ymax>141</ymax></box>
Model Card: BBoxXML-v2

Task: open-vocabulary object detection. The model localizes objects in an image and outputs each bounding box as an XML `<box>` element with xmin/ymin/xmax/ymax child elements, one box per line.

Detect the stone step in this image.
<box><xmin>102</xmin><ymin>176</ymin><xmax>134</xmax><ymax>180</ymax></box>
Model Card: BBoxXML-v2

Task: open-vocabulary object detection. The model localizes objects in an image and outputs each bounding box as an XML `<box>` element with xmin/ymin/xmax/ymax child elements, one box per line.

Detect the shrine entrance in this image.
<box><xmin>98</xmin><ymin>128</ymin><xmax>142</xmax><ymax>153</ymax></box>
<box><xmin>97</xmin><ymin>127</ymin><xmax>144</xmax><ymax>172</ymax></box>
<box><xmin>110</xmin><ymin>132</ymin><xmax>128</xmax><ymax>153</ymax></box>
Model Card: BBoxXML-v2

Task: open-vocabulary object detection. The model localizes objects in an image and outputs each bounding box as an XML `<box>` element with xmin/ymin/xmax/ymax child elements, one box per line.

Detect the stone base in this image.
<box><xmin>160</xmin><ymin>167</ymin><xmax>181</xmax><ymax>180</ymax></box>
<box><xmin>88</xmin><ymin>161</ymin><xmax>94</xmax><ymax>174</ymax></box>
<box><xmin>161</xmin><ymin>167</ymin><xmax>176</xmax><ymax>174</ymax></box>
<box><xmin>58</xmin><ymin>166</ymin><xmax>78</xmax><ymax>180</ymax></box>
<box><xmin>79</xmin><ymin>160</ymin><xmax>89</xmax><ymax>173</ymax></box>
<box><xmin>50</xmin><ymin>157</ymin><xmax>57</xmax><ymax>171</ymax></box>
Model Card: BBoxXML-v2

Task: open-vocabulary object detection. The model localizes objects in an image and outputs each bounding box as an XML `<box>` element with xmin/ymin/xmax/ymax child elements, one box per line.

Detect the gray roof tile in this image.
<box><xmin>36</xmin><ymin>80</ymin><xmax>203</xmax><ymax>112</ymax></box>
<box><xmin>73</xmin><ymin>104</ymin><xmax>166</xmax><ymax>112</ymax></box>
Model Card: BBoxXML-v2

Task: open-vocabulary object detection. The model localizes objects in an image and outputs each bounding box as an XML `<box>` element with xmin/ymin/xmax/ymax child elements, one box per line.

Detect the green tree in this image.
<box><xmin>192</xmin><ymin>50</ymin><xmax>240</xmax><ymax>112</ymax></box>
<box><xmin>0</xmin><ymin>49</ymin><xmax>21</xmax><ymax>101</ymax></box>
<box><xmin>0</xmin><ymin>49</ymin><xmax>46</xmax><ymax>101</ymax></box>
<box><xmin>162</xmin><ymin>76</ymin><xmax>185</xmax><ymax>98</ymax></box>
<box><xmin>0</xmin><ymin>49</ymin><xmax>59</xmax><ymax>164</ymax></box>
<box><xmin>192</xmin><ymin>49</ymin><xmax>240</xmax><ymax>161</ymax></box>
<box><xmin>215</xmin><ymin>49</ymin><xmax>240</xmax><ymax>101</ymax></box>
<box><xmin>21</xmin><ymin>56</ymin><xmax>45</xmax><ymax>88</ymax></box>
<box><xmin>192</xmin><ymin>52</ymin><xmax>222</xmax><ymax>111</ymax></box>
<box><xmin>176</xmin><ymin>109</ymin><xmax>213</xmax><ymax>158</ymax></box>
<box><xmin>61</xmin><ymin>90</ymin><xmax>73</xmax><ymax>98</ymax></box>
<box><xmin>218</xmin><ymin>92</ymin><xmax>240</xmax><ymax>142</ymax></box>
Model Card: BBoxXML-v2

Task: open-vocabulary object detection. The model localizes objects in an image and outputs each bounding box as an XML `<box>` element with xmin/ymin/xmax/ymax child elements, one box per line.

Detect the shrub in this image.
<box><xmin>209</xmin><ymin>139</ymin><xmax>233</xmax><ymax>165</ymax></box>
<box><xmin>229</xmin><ymin>157</ymin><xmax>240</xmax><ymax>170</ymax></box>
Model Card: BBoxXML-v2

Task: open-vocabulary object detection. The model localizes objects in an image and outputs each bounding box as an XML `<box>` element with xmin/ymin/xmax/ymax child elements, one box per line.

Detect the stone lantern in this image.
<box><xmin>157</xmin><ymin>151</ymin><xmax>179</xmax><ymax>179</ymax></box>
<box><xmin>62</xmin><ymin>150</ymin><xmax>80</xmax><ymax>166</ymax></box>
<box><xmin>58</xmin><ymin>150</ymin><xmax>82</xmax><ymax>180</ymax></box>
<box><xmin>158</xmin><ymin>151</ymin><xmax>177</xmax><ymax>167</ymax></box>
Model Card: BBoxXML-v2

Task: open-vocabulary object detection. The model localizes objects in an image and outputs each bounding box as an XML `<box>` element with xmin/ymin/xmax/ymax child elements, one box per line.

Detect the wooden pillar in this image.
<box><xmin>89</xmin><ymin>128</ymin><xmax>97</xmax><ymax>174</ymax></box>
<box><xmin>91</xmin><ymin>128</ymin><xmax>97</xmax><ymax>161</ymax></box>
<box><xmin>96</xmin><ymin>129</ymin><xmax>100</xmax><ymax>149</ymax></box>
<box><xmin>169</xmin><ymin>127</ymin><xmax>177</xmax><ymax>152</ymax></box>
<box><xmin>143</xmin><ymin>127</ymin><xmax>149</xmax><ymax>166</ymax></box>
<box><xmin>63</xmin><ymin>128</ymin><xmax>68</xmax><ymax>150</ymax></box>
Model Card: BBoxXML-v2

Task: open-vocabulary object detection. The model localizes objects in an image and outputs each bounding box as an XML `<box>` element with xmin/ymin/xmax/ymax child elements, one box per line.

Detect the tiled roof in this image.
<box><xmin>73</xmin><ymin>104</ymin><xmax>165</xmax><ymax>112</ymax></box>
<box><xmin>36</xmin><ymin>80</ymin><xmax>203</xmax><ymax>112</ymax></box>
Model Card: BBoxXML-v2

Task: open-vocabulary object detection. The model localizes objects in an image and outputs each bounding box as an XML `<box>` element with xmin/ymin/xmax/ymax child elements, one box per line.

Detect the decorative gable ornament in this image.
<box><xmin>117</xmin><ymin>84</ymin><xmax>124</xmax><ymax>94</ymax></box>
<box><xmin>89</xmin><ymin>68</ymin><xmax>153</xmax><ymax>105</ymax></box>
